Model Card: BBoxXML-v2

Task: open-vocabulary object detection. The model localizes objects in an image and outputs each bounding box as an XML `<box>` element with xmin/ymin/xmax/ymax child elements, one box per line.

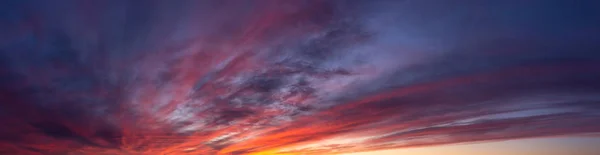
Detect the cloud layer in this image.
<box><xmin>1</xmin><ymin>0</ymin><xmax>600</xmax><ymax>154</ymax></box>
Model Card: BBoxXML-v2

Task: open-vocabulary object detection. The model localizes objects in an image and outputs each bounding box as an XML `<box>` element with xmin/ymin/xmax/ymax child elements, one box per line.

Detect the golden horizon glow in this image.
<box><xmin>340</xmin><ymin>137</ymin><xmax>600</xmax><ymax>155</ymax></box>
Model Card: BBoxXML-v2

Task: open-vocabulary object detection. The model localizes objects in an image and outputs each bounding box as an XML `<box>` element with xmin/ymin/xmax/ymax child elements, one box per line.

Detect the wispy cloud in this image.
<box><xmin>1</xmin><ymin>0</ymin><xmax>599</xmax><ymax>154</ymax></box>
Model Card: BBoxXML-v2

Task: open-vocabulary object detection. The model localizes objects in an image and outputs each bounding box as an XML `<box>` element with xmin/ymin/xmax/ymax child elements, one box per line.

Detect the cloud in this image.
<box><xmin>1</xmin><ymin>0</ymin><xmax>600</xmax><ymax>154</ymax></box>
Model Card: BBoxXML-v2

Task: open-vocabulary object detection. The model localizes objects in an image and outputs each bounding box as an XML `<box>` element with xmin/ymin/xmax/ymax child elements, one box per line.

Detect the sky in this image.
<box><xmin>0</xmin><ymin>0</ymin><xmax>600</xmax><ymax>154</ymax></box>
<box><xmin>341</xmin><ymin>136</ymin><xmax>600</xmax><ymax>155</ymax></box>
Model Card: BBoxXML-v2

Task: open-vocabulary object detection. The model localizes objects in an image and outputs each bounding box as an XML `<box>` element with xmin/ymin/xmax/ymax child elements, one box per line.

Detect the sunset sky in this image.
<box><xmin>341</xmin><ymin>136</ymin><xmax>600</xmax><ymax>155</ymax></box>
<box><xmin>1</xmin><ymin>0</ymin><xmax>599</xmax><ymax>154</ymax></box>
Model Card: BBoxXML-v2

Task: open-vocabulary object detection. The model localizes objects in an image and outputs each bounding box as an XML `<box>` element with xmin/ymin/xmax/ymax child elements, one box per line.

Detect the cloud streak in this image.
<box><xmin>1</xmin><ymin>0</ymin><xmax>600</xmax><ymax>154</ymax></box>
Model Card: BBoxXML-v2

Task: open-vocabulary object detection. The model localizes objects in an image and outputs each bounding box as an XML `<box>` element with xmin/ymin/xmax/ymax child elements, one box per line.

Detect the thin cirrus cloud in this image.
<box><xmin>0</xmin><ymin>0</ymin><xmax>599</xmax><ymax>154</ymax></box>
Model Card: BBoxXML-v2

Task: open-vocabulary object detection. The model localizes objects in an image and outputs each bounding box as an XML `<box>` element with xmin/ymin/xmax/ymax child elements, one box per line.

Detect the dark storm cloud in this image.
<box><xmin>1</xmin><ymin>0</ymin><xmax>600</xmax><ymax>154</ymax></box>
